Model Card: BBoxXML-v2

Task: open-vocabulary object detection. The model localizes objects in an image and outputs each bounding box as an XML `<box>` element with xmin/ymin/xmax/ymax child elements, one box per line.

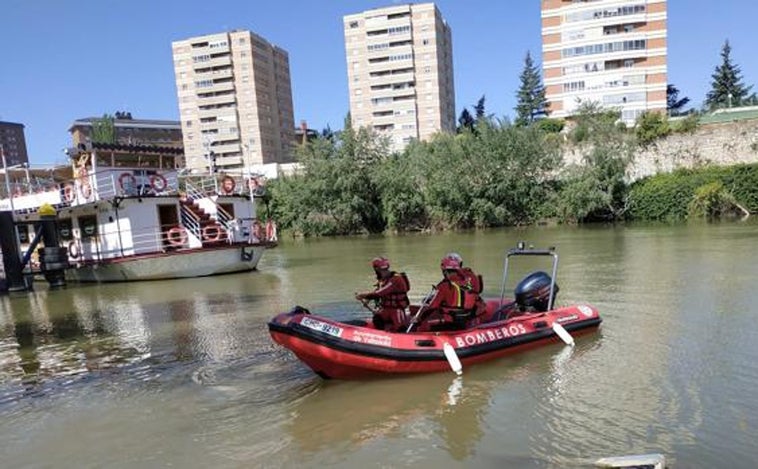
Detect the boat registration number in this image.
<box><xmin>301</xmin><ymin>317</ymin><xmax>343</xmax><ymax>338</ymax></box>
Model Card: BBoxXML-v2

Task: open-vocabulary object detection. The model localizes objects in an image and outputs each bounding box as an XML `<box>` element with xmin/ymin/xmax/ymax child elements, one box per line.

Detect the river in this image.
<box><xmin>1</xmin><ymin>221</ymin><xmax>757</xmax><ymax>468</ymax></box>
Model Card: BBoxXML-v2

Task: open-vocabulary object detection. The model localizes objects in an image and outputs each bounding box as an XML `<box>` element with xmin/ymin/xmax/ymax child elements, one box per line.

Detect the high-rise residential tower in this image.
<box><xmin>172</xmin><ymin>30</ymin><xmax>295</xmax><ymax>172</ymax></box>
<box><xmin>344</xmin><ymin>3</ymin><xmax>455</xmax><ymax>150</ymax></box>
<box><xmin>0</xmin><ymin>121</ymin><xmax>29</xmax><ymax>167</ymax></box>
<box><xmin>541</xmin><ymin>0</ymin><xmax>667</xmax><ymax>123</ymax></box>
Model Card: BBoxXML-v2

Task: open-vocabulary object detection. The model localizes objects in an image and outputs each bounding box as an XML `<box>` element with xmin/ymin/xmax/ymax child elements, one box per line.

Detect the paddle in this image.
<box><xmin>405</xmin><ymin>288</ymin><xmax>438</xmax><ymax>333</ymax></box>
<box><xmin>443</xmin><ymin>342</ymin><xmax>463</xmax><ymax>376</ymax></box>
<box><xmin>552</xmin><ymin>321</ymin><xmax>575</xmax><ymax>346</ymax></box>
<box><xmin>359</xmin><ymin>298</ymin><xmax>377</xmax><ymax>314</ymax></box>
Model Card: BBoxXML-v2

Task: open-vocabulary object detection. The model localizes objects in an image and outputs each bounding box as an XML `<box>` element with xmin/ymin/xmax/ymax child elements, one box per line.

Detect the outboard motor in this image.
<box><xmin>514</xmin><ymin>271</ymin><xmax>559</xmax><ymax>312</ymax></box>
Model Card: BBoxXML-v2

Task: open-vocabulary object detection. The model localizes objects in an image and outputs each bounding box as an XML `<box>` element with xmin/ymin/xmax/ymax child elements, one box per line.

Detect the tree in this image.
<box><xmin>474</xmin><ymin>95</ymin><xmax>486</xmax><ymax>121</ymax></box>
<box><xmin>514</xmin><ymin>51</ymin><xmax>549</xmax><ymax>126</ymax></box>
<box><xmin>705</xmin><ymin>40</ymin><xmax>754</xmax><ymax>109</ymax></box>
<box><xmin>91</xmin><ymin>114</ymin><xmax>116</xmax><ymax>144</ymax></box>
<box><xmin>457</xmin><ymin>108</ymin><xmax>475</xmax><ymax>133</ymax></box>
<box><xmin>666</xmin><ymin>84</ymin><xmax>690</xmax><ymax>116</ymax></box>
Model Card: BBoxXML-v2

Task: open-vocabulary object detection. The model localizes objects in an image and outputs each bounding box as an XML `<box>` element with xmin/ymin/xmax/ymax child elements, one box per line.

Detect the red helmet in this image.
<box><xmin>440</xmin><ymin>252</ymin><xmax>463</xmax><ymax>271</ymax></box>
<box><xmin>371</xmin><ymin>256</ymin><xmax>390</xmax><ymax>270</ymax></box>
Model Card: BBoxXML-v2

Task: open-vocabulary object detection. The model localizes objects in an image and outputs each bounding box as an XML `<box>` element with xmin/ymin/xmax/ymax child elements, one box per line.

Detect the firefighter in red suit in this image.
<box><xmin>355</xmin><ymin>257</ymin><xmax>411</xmax><ymax>332</ymax></box>
<box><xmin>414</xmin><ymin>253</ymin><xmax>486</xmax><ymax>331</ymax></box>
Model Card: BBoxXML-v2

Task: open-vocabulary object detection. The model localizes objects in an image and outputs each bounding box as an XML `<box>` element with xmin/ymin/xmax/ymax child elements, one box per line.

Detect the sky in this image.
<box><xmin>1</xmin><ymin>0</ymin><xmax>757</xmax><ymax>165</ymax></box>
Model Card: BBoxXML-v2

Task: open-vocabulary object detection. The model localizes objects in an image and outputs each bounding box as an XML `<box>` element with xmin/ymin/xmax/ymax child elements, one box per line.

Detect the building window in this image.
<box><xmin>422</xmin><ymin>39</ymin><xmax>429</xmax><ymax>45</ymax></box>
<box><xmin>349</xmin><ymin>21</ymin><xmax>359</xmax><ymax>28</ymax></box>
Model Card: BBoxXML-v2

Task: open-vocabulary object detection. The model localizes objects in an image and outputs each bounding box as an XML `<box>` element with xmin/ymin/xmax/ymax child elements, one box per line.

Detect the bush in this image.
<box><xmin>635</xmin><ymin>111</ymin><xmax>670</xmax><ymax>145</ymax></box>
<box><xmin>688</xmin><ymin>181</ymin><xmax>737</xmax><ymax>218</ymax></box>
<box><xmin>535</xmin><ymin>118</ymin><xmax>565</xmax><ymax>133</ymax></box>
<box><xmin>671</xmin><ymin>113</ymin><xmax>700</xmax><ymax>133</ymax></box>
<box><xmin>628</xmin><ymin>163</ymin><xmax>758</xmax><ymax>221</ymax></box>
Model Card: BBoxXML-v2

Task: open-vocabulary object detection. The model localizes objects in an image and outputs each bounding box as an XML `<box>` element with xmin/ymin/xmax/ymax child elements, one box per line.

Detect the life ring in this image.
<box><xmin>221</xmin><ymin>176</ymin><xmax>236</xmax><ymax>195</ymax></box>
<box><xmin>118</xmin><ymin>172</ymin><xmax>137</xmax><ymax>192</ymax></box>
<box><xmin>252</xmin><ymin>220</ymin><xmax>263</xmax><ymax>241</ymax></box>
<box><xmin>167</xmin><ymin>226</ymin><xmax>188</xmax><ymax>246</ymax></box>
<box><xmin>202</xmin><ymin>224</ymin><xmax>223</xmax><ymax>242</ymax></box>
<box><xmin>68</xmin><ymin>240</ymin><xmax>80</xmax><ymax>259</ymax></box>
<box><xmin>150</xmin><ymin>174</ymin><xmax>168</xmax><ymax>192</ymax></box>
<box><xmin>63</xmin><ymin>184</ymin><xmax>75</xmax><ymax>202</ymax></box>
<box><xmin>80</xmin><ymin>182</ymin><xmax>92</xmax><ymax>199</ymax></box>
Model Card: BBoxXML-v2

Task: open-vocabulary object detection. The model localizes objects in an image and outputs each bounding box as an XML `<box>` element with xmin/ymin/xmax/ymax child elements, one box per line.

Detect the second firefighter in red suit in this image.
<box><xmin>413</xmin><ymin>253</ymin><xmax>486</xmax><ymax>331</ymax></box>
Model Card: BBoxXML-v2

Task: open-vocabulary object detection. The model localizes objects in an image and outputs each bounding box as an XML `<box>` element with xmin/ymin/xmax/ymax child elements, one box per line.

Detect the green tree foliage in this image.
<box><xmin>514</xmin><ymin>51</ymin><xmax>549</xmax><ymax>126</ymax></box>
<box><xmin>409</xmin><ymin>122</ymin><xmax>561</xmax><ymax>228</ymax></box>
<box><xmin>687</xmin><ymin>181</ymin><xmax>739</xmax><ymax>219</ymax></box>
<box><xmin>666</xmin><ymin>84</ymin><xmax>690</xmax><ymax>116</ymax></box>
<box><xmin>268</xmin><ymin>120</ymin><xmax>389</xmax><ymax>236</ymax></box>
<box><xmin>535</xmin><ymin>118</ymin><xmax>565</xmax><ymax>133</ymax></box>
<box><xmin>474</xmin><ymin>95</ymin><xmax>486</xmax><ymax>122</ymax></box>
<box><xmin>558</xmin><ymin>103</ymin><xmax>634</xmax><ymax>222</ymax></box>
<box><xmin>705</xmin><ymin>40</ymin><xmax>754</xmax><ymax>109</ymax></box>
<box><xmin>91</xmin><ymin>114</ymin><xmax>116</xmax><ymax>144</ymax></box>
<box><xmin>457</xmin><ymin>108</ymin><xmax>475</xmax><ymax>134</ymax></box>
<box><xmin>270</xmin><ymin>119</ymin><xmax>563</xmax><ymax>234</ymax></box>
<box><xmin>671</xmin><ymin>113</ymin><xmax>700</xmax><ymax>134</ymax></box>
<box><xmin>635</xmin><ymin>111</ymin><xmax>670</xmax><ymax>146</ymax></box>
<box><xmin>628</xmin><ymin>163</ymin><xmax>758</xmax><ymax>221</ymax></box>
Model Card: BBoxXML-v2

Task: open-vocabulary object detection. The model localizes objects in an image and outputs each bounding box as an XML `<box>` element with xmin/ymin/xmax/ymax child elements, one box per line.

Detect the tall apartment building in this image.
<box><xmin>541</xmin><ymin>0</ymin><xmax>667</xmax><ymax>124</ymax></box>
<box><xmin>344</xmin><ymin>3</ymin><xmax>455</xmax><ymax>150</ymax></box>
<box><xmin>0</xmin><ymin>121</ymin><xmax>29</xmax><ymax>167</ymax></box>
<box><xmin>172</xmin><ymin>30</ymin><xmax>295</xmax><ymax>172</ymax></box>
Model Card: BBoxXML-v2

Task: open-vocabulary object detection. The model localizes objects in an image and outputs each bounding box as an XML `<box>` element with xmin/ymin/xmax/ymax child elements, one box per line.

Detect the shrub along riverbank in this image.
<box><xmin>267</xmin><ymin>107</ymin><xmax>758</xmax><ymax>237</ymax></box>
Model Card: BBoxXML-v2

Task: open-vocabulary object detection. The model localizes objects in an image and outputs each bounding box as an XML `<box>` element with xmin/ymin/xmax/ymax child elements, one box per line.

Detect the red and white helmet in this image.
<box><xmin>440</xmin><ymin>252</ymin><xmax>463</xmax><ymax>271</ymax></box>
<box><xmin>371</xmin><ymin>256</ymin><xmax>391</xmax><ymax>270</ymax></box>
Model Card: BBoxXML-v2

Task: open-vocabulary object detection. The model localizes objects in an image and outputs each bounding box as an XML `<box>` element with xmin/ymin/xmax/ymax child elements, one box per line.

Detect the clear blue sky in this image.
<box><xmin>1</xmin><ymin>0</ymin><xmax>756</xmax><ymax>165</ymax></box>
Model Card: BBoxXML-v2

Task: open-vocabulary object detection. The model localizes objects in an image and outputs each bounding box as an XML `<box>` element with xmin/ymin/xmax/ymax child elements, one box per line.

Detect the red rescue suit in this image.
<box><xmin>417</xmin><ymin>268</ymin><xmax>485</xmax><ymax>331</ymax></box>
<box><xmin>362</xmin><ymin>272</ymin><xmax>410</xmax><ymax>332</ymax></box>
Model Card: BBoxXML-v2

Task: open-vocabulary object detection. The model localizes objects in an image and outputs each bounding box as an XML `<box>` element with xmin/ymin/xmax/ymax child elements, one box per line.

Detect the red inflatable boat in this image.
<box><xmin>269</xmin><ymin>244</ymin><xmax>602</xmax><ymax>379</ymax></box>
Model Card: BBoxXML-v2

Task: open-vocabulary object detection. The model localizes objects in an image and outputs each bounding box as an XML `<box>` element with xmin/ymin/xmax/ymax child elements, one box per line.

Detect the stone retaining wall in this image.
<box><xmin>561</xmin><ymin>119</ymin><xmax>758</xmax><ymax>181</ymax></box>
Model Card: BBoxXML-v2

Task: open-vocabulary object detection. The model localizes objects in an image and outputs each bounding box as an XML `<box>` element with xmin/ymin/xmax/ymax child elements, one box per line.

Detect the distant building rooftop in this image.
<box><xmin>0</xmin><ymin>121</ymin><xmax>25</xmax><ymax>128</ymax></box>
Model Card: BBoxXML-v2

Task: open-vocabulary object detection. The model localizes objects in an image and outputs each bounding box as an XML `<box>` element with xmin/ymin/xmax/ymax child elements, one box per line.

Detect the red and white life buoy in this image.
<box><xmin>150</xmin><ymin>173</ymin><xmax>168</xmax><ymax>192</ymax></box>
<box><xmin>221</xmin><ymin>176</ymin><xmax>236</xmax><ymax>195</ymax></box>
<box><xmin>167</xmin><ymin>226</ymin><xmax>188</xmax><ymax>246</ymax></box>
<box><xmin>68</xmin><ymin>240</ymin><xmax>80</xmax><ymax>259</ymax></box>
<box><xmin>63</xmin><ymin>184</ymin><xmax>75</xmax><ymax>202</ymax></box>
<box><xmin>202</xmin><ymin>224</ymin><xmax>223</xmax><ymax>242</ymax></box>
<box><xmin>118</xmin><ymin>172</ymin><xmax>137</xmax><ymax>192</ymax></box>
<box><xmin>80</xmin><ymin>182</ymin><xmax>92</xmax><ymax>199</ymax></box>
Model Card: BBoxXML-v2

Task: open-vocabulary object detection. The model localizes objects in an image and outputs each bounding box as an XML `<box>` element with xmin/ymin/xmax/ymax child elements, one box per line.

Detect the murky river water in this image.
<box><xmin>1</xmin><ymin>222</ymin><xmax>757</xmax><ymax>468</ymax></box>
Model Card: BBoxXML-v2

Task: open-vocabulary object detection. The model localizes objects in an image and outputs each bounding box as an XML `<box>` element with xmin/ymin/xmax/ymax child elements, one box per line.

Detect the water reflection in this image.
<box><xmin>0</xmin><ymin>272</ymin><xmax>284</xmax><ymax>405</ymax></box>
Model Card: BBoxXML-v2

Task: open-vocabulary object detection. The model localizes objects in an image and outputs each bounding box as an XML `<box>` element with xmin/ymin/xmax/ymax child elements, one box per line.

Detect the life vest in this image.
<box><xmin>455</xmin><ymin>267</ymin><xmax>483</xmax><ymax>294</ymax></box>
<box><xmin>376</xmin><ymin>271</ymin><xmax>410</xmax><ymax>310</ymax></box>
<box><xmin>439</xmin><ymin>268</ymin><xmax>484</xmax><ymax>321</ymax></box>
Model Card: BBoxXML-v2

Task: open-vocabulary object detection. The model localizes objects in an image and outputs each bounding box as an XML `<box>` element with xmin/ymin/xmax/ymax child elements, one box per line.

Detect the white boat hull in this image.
<box><xmin>66</xmin><ymin>245</ymin><xmax>266</xmax><ymax>282</ymax></box>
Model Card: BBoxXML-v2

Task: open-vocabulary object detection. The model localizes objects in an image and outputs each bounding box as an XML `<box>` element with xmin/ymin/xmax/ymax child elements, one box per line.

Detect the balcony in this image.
<box><xmin>197</xmin><ymin>94</ymin><xmax>236</xmax><ymax>107</ymax></box>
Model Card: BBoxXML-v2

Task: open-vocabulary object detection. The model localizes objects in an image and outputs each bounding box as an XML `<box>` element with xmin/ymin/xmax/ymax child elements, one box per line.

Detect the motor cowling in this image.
<box><xmin>514</xmin><ymin>271</ymin><xmax>559</xmax><ymax>312</ymax></box>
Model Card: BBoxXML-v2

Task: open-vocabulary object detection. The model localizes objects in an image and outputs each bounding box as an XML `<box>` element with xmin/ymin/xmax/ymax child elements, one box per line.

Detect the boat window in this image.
<box><xmin>78</xmin><ymin>215</ymin><xmax>98</xmax><ymax>239</ymax></box>
<box><xmin>95</xmin><ymin>153</ymin><xmax>113</xmax><ymax>167</ymax></box>
<box><xmin>17</xmin><ymin>224</ymin><xmax>29</xmax><ymax>244</ymax></box>
<box><xmin>58</xmin><ymin>219</ymin><xmax>73</xmax><ymax>240</ymax></box>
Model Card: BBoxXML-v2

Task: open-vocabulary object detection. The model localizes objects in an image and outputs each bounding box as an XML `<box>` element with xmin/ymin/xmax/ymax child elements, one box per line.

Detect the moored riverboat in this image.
<box><xmin>2</xmin><ymin>142</ymin><xmax>276</xmax><ymax>282</ymax></box>
<box><xmin>269</xmin><ymin>244</ymin><xmax>602</xmax><ymax>379</ymax></box>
